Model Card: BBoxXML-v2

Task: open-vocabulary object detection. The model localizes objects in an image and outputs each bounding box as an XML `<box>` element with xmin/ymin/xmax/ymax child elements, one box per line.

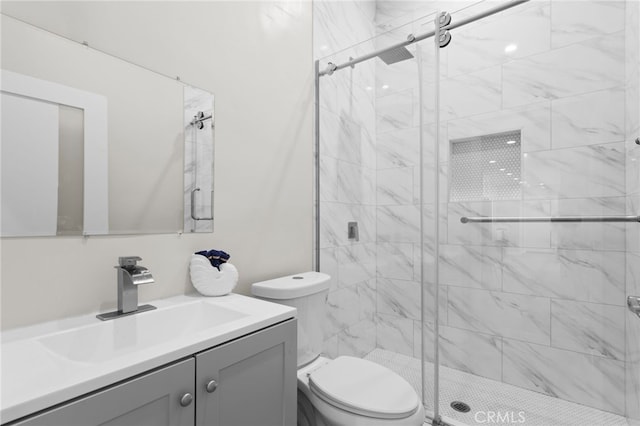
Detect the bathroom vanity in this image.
<box><xmin>0</xmin><ymin>294</ymin><xmax>297</xmax><ymax>426</ymax></box>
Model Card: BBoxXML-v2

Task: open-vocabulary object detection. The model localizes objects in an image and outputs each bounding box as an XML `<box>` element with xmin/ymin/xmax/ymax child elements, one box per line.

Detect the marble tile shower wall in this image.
<box><xmin>314</xmin><ymin>0</ymin><xmax>380</xmax><ymax>359</ymax></box>
<box><xmin>625</xmin><ymin>0</ymin><xmax>640</xmax><ymax>424</ymax></box>
<box><xmin>373</xmin><ymin>0</ymin><xmax>635</xmax><ymax>416</ymax></box>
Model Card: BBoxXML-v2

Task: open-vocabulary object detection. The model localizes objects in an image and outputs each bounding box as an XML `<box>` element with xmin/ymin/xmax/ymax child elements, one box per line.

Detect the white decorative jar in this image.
<box><xmin>189</xmin><ymin>254</ymin><xmax>238</xmax><ymax>296</ymax></box>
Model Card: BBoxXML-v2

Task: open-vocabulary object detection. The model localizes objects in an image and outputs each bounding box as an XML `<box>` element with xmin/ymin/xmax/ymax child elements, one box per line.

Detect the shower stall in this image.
<box><xmin>314</xmin><ymin>0</ymin><xmax>640</xmax><ymax>425</ymax></box>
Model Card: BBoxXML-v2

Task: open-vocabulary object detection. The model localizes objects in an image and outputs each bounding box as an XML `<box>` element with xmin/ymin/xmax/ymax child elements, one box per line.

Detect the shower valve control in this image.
<box><xmin>348</xmin><ymin>222</ymin><xmax>359</xmax><ymax>241</ymax></box>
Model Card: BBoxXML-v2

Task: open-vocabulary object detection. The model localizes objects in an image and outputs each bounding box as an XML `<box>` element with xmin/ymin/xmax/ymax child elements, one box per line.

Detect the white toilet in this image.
<box><xmin>252</xmin><ymin>272</ymin><xmax>425</xmax><ymax>426</ymax></box>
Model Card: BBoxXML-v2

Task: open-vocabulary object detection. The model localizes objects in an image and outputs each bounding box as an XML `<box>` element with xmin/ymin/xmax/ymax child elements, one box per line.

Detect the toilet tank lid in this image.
<box><xmin>251</xmin><ymin>272</ymin><xmax>330</xmax><ymax>299</ymax></box>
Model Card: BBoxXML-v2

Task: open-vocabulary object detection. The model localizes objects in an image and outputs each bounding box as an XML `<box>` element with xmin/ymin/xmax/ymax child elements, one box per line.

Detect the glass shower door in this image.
<box><xmin>427</xmin><ymin>1</ymin><xmax>639</xmax><ymax>425</ymax></box>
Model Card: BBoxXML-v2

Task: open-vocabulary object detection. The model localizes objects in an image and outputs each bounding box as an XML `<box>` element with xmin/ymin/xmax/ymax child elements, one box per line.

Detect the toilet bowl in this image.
<box><xmin>297</xmin><ymin>356</ymin><xmax>425</xmax><ymax>426</ymax></box>
<box><xmin>252</xmin><ymin>272</ymin><xmax>424</xmax><ymax>426</ymax></box>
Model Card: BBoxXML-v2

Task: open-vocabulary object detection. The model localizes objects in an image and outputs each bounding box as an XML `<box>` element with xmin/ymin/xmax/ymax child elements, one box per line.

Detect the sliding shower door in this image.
<box><xmin>371</xmin><ymin>12</ymin><xmax>441</xmax><ymax>419</ymax></box>
<box><xmin>429</xmin><ymin>1</ymin><xmax>639</xmax><ymax>425</ymax></box>
<box><xmin>315</xmin><ymin>0</ymin><xmax>638</xmax><ymax>424</ymax></box>
<box><xmin>315</xmin><ymin>7</ymin><xmax>441</xmax><ymax>417</ymax></box>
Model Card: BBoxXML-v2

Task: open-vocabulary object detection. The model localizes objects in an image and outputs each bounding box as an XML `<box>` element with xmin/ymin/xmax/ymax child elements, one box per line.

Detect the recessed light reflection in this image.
<box><xmin>489</xmin><ymin>160</ymin><xmax>496</xmax><ymax>164</ymax></box>
<box><xmin>506</xmin><ymin>173</ymin><xmax>513</xmax><ymax>176</ymax></box>
<box><xmin>499</xmin><ymin>168</ymin><xmax>506</xmax><ymax>171</ymax></box>
<box><xmin>506</xmin><ymin>140</ymin><xmax>516</xmax><ymax>145</ymax></box>
<box><xmin>382</xmin><ymin>84</ymin><xmax>389</xmax><ymax>90</ymax></box>
<box><xmin>366</xmin><ymin>86</ymin><xmax>373</xmax><ymax>91</ymax></box>
<box><xmin>504</xmin><ymin>43</ymin><xmax>518</xmax><ymax>54</ymax></box>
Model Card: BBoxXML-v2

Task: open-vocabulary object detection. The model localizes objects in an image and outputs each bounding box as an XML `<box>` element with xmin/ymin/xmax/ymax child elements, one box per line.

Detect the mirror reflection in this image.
<box><xmin>1</xmin><ymin>14</ymin><xmax>215</xmax><ymax>237</ymax></box>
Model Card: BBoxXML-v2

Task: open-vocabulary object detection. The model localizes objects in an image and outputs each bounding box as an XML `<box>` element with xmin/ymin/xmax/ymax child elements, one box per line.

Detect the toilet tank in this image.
<box><xmin>251</xmin><ymin>272</ymin><xmax>330</xmax><ymax>367</ymax></box>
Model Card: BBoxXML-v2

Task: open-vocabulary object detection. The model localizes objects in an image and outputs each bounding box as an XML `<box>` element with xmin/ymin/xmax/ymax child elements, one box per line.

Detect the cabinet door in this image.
<box><xmin>12</xmin><ymin>358</ymin><xmax>195</xmax><ymax>426</ymax></box>
<box><xmin>196</xmin><ymin>319</ymin><xmax>297</xmax><ymax>426</ymax></box>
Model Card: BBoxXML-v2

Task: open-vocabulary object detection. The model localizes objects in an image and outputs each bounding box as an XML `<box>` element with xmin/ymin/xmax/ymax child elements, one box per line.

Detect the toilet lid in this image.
<box><xmin>308</xmin><ymin>356</ymin><xmax>419</xmax><ymax>419</ymax></box>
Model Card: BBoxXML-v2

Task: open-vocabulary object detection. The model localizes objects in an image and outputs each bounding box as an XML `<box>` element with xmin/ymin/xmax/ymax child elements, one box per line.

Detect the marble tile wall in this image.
<box><xmin>372</xmin><ymin>0</ymin><xmax>633</xmax><ymax>417</ymax></box>
<box><xmin>313</xmin><ymin>0</ymin><xmax>380</xmax><ymax>359</ymax></box>
<box><xmin>316</xmin><ymin>0</ymin><xmax>639</xmax><ymax>419</ymax></box>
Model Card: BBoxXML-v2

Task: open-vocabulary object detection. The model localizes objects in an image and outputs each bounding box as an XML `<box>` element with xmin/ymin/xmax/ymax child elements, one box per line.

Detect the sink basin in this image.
<box><xmin>38</xmin><ymin>301</ymin><xmax>247</xmax><ymax>363</ymax></box>
<box><xmin>1</xmin><ymin>293</ymin><xmax>296</xmax><ymax>425</ymax></box>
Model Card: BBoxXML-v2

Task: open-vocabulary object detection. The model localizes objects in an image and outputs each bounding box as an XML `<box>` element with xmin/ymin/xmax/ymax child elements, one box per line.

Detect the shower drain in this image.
<box><xmin>450</xmin><ymin>401</ymin><xmax>471</xmax><ymax>413</ymax></box>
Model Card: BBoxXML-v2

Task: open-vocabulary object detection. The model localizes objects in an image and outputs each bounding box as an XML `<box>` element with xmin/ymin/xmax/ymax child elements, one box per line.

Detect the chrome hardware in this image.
<box><xmin>179</xmin><ymin>393</ymin><xmax>193</xmax><ymax>407</ymax></box>
<box><xmin>438</xmin><ymin>32</ymin><xmax>452</xmax><ymax>48</ymax></box>
<box><xmin>118</xmin><ymin>256</ymin><xmax>141</xmax><ymax>267</ymax></box>
<box><xmin>324</xmin><ymin>62</ymin><xmax>338</xmax><ymax>76</ymax></box>
<box><xmin>191</xmin><ymin>188</ymin><xmax>214</xmax><ymax>221</ymax></box>
<box><xmin>318</xmin><ymin>0</ymin><xmax>529</xmax><ymax>77</ymax></box>
<box><xmin>461</xmin><ymin>215</ymin><xmax>640</xmax><ymax>224</ymax></box>
<box><xmin>96</xmin><ymin>256</ymin><xmax>156</xmax><ymax>321</ymax></box>
<box><xmin>439</xmin><ymin>11</ymin><xmax>452</xmax><ymax>27</ymax></box>
<box><xmin>628</xmin><ymin>296</ymin><xmax>640</xmax><ymax>318</ymax></box>
<box><xmin>437</xmin><ymin>12</ymin><xmax>452</xmax><ymax>48</ymax></box>
<box><xmin>205</xmin><ymin>380</ymin><xmax>218</xmax><ymax>393</ymax></box>
<box><xmin>96</xmin><ymin>304</ymin><xmax>156</xmax><ymax>321</ymax></box>
<box><xmin>347</xmin><ymin>221</ymin><xmax>359</xmax><ymax>241</ymax></box>
<box><xmin>189</xmin><ymin>111</ymin><xmax>213</xmax><ymax>129</ymax></box>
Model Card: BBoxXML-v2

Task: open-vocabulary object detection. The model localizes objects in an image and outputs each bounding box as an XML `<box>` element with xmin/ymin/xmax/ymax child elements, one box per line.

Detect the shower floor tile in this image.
<box><xmin>364</xmin><ymin>348</ymin><xmax>629</xmax><ymax>426</ymax></box>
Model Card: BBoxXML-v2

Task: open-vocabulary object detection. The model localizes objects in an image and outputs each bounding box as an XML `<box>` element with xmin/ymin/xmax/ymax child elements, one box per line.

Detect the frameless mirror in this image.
<box><xmin>0</xmin><ymin>14</ymin><xmax>214</xmax><ymax>236</ymax></box>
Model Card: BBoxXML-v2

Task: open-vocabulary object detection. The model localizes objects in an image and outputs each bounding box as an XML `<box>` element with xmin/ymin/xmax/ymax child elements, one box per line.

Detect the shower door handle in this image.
<box><xmin>191</xmin><ymin>188</ymin><xmax>214</xmax><ymax>221</ymax></box>
<box><xmin>628</xmin><ymin>296</ymin><xmax>640</xmax><ymax>318</ymax></box>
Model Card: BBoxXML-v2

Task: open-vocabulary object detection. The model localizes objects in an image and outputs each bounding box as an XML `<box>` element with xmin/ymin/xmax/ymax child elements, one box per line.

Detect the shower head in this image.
<box><xmin>377</xmin><ymin>46</ymin><xmax>414</xmax><ymax>65</ymax></box>
<box><xmin>377</xmin><ymin>34</ymin><xmax>416</xmax><ymax>65</ymax></box>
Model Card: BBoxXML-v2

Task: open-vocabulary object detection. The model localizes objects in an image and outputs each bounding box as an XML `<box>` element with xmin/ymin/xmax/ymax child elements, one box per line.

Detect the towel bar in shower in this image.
<box><xmin>460</xmin><ymin>215</ymin><xmax>640</xmax><ymax>224</ymax></box>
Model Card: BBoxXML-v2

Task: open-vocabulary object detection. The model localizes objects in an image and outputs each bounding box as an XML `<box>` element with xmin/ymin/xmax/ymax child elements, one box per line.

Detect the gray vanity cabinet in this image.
<box><xmin>12</xmin><ymin>358</ymin><xmax>195</xmax><ymax>426</ymax></box>
<box><xmin>7</xmin><ymin>319</ymin><xmax>296</xmax><ymax>426</ymax></box>
<box><xmin>195</xmin><ymin>319</ymin><xmax>297</xmax><ymax>426</ymax></box>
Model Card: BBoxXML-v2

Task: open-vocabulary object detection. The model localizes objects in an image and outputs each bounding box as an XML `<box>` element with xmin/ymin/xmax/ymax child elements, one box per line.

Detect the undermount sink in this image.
<box><xmin>38</xmin><ymin>301</ymin><xmax>247</xmax><ymax>363</ymax></box>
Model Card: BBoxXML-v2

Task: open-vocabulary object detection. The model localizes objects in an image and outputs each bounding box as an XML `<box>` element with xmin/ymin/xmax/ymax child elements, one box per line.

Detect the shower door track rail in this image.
<box><xmin>460</xmin><ymin>215</ymin><xmax>640</xmax><ymax>224</ymax></box>
<box><xmin>317</xmin><ymin>0</ymin><xmax>530</xmax><ymax>77</ymax></box>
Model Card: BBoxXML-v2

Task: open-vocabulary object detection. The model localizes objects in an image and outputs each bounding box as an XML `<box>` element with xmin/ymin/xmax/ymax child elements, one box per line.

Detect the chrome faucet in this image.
<box><xmin>96</xmin><ymin>256</ymin><xmax>157</xmax><ymax>321</ymax></box>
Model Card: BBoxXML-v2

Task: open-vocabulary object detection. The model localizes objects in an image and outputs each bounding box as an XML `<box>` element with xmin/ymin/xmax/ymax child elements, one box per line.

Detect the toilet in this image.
<box><xmin>251</xmin><ymin>272</ymin><xmax>425</xmax><ymax>426</ymax></box>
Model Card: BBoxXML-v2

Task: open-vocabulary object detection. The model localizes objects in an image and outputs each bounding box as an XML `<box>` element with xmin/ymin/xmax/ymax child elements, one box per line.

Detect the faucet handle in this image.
<box><xmin>118</xmin><ymin>256</ymin><xmax>142</xmax><ymax>267</ymax></box>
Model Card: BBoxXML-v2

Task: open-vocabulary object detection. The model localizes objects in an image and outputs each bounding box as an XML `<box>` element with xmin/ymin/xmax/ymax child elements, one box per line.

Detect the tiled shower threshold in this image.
<box><xmin>364</xmin><ymin>349</ymin><xmax>629</xmax><ymax>426</ymax></box>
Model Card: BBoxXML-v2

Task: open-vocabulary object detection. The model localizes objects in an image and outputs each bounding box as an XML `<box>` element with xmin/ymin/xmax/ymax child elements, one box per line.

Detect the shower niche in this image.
<box><xmin>449</xmin><ymin>130</ymin><xmax>522</xmax><ymax>202</ymax></box>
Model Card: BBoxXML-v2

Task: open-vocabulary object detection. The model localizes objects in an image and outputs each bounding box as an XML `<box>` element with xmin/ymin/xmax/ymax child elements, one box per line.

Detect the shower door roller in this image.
<box><xmin>628</xmin><ymin>296</ymin><xmax>640</xmax><ymax>318</ymax></box>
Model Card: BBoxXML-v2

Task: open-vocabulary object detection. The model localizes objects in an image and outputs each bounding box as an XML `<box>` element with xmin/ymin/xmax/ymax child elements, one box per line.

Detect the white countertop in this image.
<box><xmin>0</xmin><ymin>293</ymin><xmax>296</xmax><ymax>424</ymax></box>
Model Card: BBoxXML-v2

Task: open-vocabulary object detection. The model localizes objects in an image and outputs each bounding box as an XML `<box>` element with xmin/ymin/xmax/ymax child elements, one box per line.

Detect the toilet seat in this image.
<box><xmin>308</xmin><ymin>356</ymin><xmax>420</xmax><ymax>419</ymax></box>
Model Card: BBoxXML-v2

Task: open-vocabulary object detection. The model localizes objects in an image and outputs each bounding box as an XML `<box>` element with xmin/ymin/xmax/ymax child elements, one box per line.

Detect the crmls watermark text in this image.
<box><xmin>474</xmin><ymin>411</ymin><xmax>526</xmax><ymax>424</ymax></box>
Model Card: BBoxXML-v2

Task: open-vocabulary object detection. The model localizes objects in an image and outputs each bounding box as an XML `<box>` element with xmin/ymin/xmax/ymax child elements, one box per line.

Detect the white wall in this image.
<box><xmin>0</xmin><ymin>1</ymin><xmax>314</xmax><ymax>329</ymax></box>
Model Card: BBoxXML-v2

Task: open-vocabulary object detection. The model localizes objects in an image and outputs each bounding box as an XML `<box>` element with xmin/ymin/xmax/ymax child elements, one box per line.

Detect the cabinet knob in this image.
<box><xmin>179</xmin><ymin>393</ymin><xmax>193</xmax><ymax>407</ymax></box>
<box><xmin>206</xmin><ymin>379</ymin><xmax>218</xmax><ymax>393</ymax></box>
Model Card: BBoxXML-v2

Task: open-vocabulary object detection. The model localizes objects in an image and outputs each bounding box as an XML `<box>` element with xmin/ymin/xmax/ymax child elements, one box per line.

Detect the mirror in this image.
<box><xmin>0</xmin><ymin>14</ymin><xmax>214</xmax><ymax>236</ymax></box>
